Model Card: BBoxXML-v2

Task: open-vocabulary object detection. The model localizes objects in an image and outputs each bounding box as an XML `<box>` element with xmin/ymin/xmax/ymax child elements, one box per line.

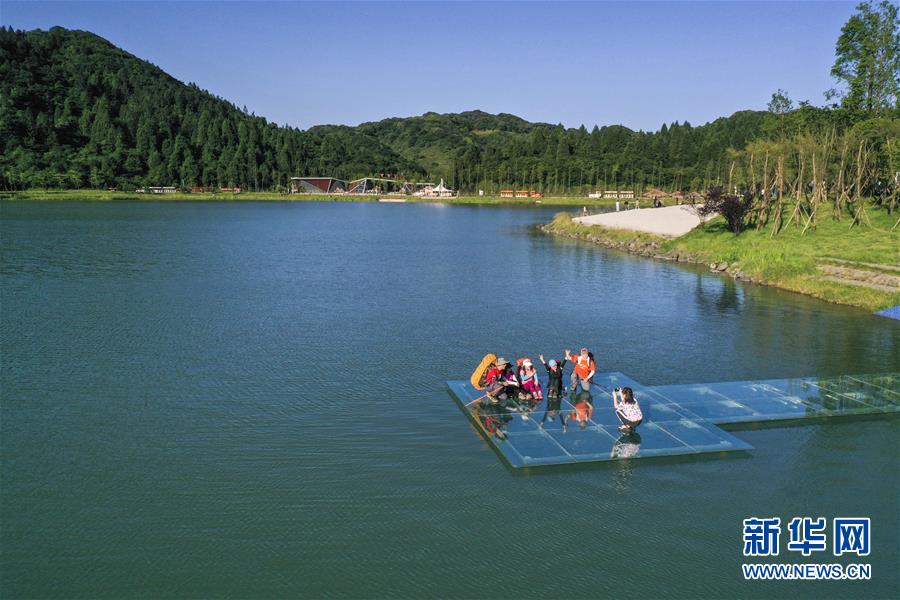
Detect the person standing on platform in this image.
<box><xmin>539</xmin><ymin>354</ymin><xmax>566</xmax><ymax>399</ymax></box>
<box><xmin>566</xmin><ymin>347</ymin><xmax>596</xmax><ymax>393</ymax></box>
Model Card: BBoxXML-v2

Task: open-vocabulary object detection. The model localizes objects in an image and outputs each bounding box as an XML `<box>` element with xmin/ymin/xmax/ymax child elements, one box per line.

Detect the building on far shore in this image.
<box><xmin>590</xmin><ymin>190</ymin><xmax>635</xmax><ymax>199</ymax></box>
<box><xmin>500</xmin><ymin>189</ymin><xmax>542</xmax><ymax>199</ymax></box>
<box><xmin>290</xmin><ymin>177</ymin><xmax>347</xmax><ymax>194</ymax></box>
<box><xmin>291</xmin><ymin>176</ymin><xmax>424</xmax><ymax>195</ymax></box>
<box><xmin>135</xmin><ymin>186</ymin><xmax>177</xmax><ymax>193</ymax></box>
<box><xmin>417</xmin><ymin>179</ymin><xmax>456</xmax><ymax>198</ymax></box>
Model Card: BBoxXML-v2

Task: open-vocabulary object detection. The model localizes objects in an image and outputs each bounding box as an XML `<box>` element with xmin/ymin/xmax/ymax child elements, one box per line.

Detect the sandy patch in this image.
<box><xmin>575</xmin><ymin>205</ymin><xmax>717</xmax><ymax>237</ymax></box>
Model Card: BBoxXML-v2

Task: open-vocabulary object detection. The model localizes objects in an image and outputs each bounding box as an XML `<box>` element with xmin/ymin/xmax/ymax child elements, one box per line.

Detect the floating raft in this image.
<box><xmin>447</xmin><ymin>372</ymin><xmax>900</xmax><ymax>468</ymax></box>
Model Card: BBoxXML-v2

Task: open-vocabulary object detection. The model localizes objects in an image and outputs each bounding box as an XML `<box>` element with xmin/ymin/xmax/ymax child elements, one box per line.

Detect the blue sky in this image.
<box><xmin>3</xmin><ymin>1</ymin><xmax>855</xmax><ymax>132</ymax></box>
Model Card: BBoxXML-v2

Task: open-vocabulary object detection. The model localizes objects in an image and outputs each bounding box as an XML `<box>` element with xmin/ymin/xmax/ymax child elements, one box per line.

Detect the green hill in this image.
<box><xmin>0</xmin><ymin>27</ymin><xmax>421</xmax><ymax>190</ymax></box>
<box><xmin>1</xmin><ymin>27</ymin><xmax>896</xmax><ymax>193</ymax></box>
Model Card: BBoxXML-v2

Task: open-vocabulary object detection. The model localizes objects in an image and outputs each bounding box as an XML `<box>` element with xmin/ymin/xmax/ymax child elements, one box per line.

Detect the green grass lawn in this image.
<box><xmin>669</xmin><ymin>209</ymin><xmax>899</xmax><ymax>311</ymax></box>
<box><xmin>544</xmin><ymin>205</ymin><xmax>900</xmax><ymax>312</ymax></box>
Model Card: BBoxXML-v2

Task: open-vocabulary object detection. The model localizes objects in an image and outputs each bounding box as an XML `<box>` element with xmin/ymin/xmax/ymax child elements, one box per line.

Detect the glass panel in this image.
<box><xmin>554</xmin><ymin>409</ymin><xmax>601</xmax><ymax>430</ymax></box>
<box><xmin>447</xmin><ymin>380</ymin><xmax>482</xmax><ymax>406</ymax></box>
<box><xmin>749</xmin><ymin>377</ymin><xmax>823</xmax><ymax>398</ymax></box>
<box><xmin>633</xmin><ymin>388</ymin><xmax>678</xmax><ymax>406</ymax></box>
<box><xmin>669</xmin><ymin>399</ymin><xmax>757</xmax><ymax>423</ymax></box>
<box><xmin>584</xmin><ymin>407</ymin><xmax>623</xmax><ymax>428</ymax></box>
<box><xmin>491</xmin><ymin>409</ymin><xmax>541</xmax><ymax>434</ymax></box>
<box><xmin>738</xmin><ymin>394</ymin><xmax>823</xmax><ymax>419</ymax></box>
<box><xmin>533</xmin><ymin>408</ymin><xmax>570</xmax><ymax>432</ymax></box>
<box><xmin>505</xmin><ymin>432</ymin><xmax>570</xmax><ymax>465</ymax></box>
<box><xmin>812</xmin><ymin>376</ymin><xmax>900</xmax><ymax>408</ymax></box>
<box><xmin>547</xmin><ymin>427</ymin><xmax>617</xmax><ymax>458</ymax></box>
<box><xmin>700</xmin><ymin>380</ymin><xmax>794</xmax><ymax>402</ymax></box>
<box><xmin>659</xmin><ymin>419</ymin><xmax>752</xmax><ymax>451</ymax></box>
<box><xmin>826</xmin><ymin>388</ymin><xmax>898</xmax><ymax>410</ymax></box>
<box><xmin>591</xmin><ymin>372</ymin><xmax>647</xmax><ymax>392</ymax></box>
<box><xmin>849</xmin><ymin>373</ymin><xmax>900</xmax><ymax>397</ymax></box>
<box><xmin>641</xmin><ymin>401</ymin><xmax>700</xmax><ymax>423</ymax></box>
<box><xmin>601</xmin><ymin>422</ymin><xmax>689</xmax><ymax>456</ymax></box>
<box><xmin>449</xmin><ymin>374</ymin><xmax>898</xmax><ymax>468</ymax></box>
<box><xmin>812</xmin><ymin>391</ymin><xmax>888</xmax><ymax>415</ymax></box>
<box><xmin>647</xmin><ymin>384</ymin><xmax>730</xmax><ymax>404</ymax></box>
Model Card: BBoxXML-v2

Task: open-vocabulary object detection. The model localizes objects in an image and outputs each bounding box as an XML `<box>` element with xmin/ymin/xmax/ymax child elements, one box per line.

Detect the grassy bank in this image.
<box><xmin>543</xmin><ymin>208</ymin><xmax>900</xmax><ymax>312</ymax></box>
<box><xmin>0</xmin><ymin>189</ymin><xmax>632</xmax><ymax>207</ymax></box>
<box><xmin>0</xmin><ymin>189</ymin><xmax>358</xmax><ymax>203</ymax></box>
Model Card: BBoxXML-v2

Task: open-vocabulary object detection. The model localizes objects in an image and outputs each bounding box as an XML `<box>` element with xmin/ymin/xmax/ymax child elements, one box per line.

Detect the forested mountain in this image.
<box><xmin>0</xmin><ymin>27</ymin><xmax>421</xmax><ymax>190</ymax></box>
<box><xmin>1</xmin><ymin>26</ymin><xmax>897</xmax><ymax>193</ymax></box>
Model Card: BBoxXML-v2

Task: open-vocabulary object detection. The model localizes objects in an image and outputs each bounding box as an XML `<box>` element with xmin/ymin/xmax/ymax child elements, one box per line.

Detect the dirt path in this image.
<box><xmin>816</xmin><ymin>264</ymin><xmax>900</xmax><ymax>293</ymax></box>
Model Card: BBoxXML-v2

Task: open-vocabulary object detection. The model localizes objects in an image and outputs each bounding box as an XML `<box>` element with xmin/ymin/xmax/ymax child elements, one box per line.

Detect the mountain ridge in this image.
<box><xmin>2</xmin><ymin>26</ymin><xmax>888</xmax><ymax>193</ymax></box>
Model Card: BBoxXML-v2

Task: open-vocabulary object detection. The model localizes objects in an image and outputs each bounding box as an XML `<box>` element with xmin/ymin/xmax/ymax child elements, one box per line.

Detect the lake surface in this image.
<box><xmin>2</xmin><ymin>201</ymin><xmax>898</xmax><ymax>598</ymax></box>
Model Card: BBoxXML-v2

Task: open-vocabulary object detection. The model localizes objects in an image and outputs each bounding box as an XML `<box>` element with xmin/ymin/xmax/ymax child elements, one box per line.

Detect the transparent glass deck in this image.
<box><xmin>447</xmin><ymin>372</ymin><xmax>899</xmax><ymax>468</ymax></box>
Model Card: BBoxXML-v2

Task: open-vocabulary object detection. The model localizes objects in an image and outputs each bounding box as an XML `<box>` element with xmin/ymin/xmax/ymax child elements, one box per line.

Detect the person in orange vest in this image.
<box><xmin>565</xmin><ymin>347</ymin><xmax>596</xmax><ymax>393</ymax></box>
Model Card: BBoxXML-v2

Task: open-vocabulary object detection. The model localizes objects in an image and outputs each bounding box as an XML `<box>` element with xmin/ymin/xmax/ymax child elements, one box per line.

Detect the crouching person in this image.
<box><xmin>485</xmin><ymin>357</ymin><xmax>519</xmax><ymax>402</ymax></box>
<box><xmin>613</xmin><ymin>387</ymin><xmax>643</xmax><ymax>433</ymax></box>
<box><xmin>517</xmin><ymin>358</ymin><xmax>543</xmax><ymax>404</ymax></box>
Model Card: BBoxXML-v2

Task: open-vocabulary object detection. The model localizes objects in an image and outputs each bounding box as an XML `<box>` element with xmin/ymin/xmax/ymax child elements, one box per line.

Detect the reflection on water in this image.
<box><xmin>612</xmin><ymin>431</ymin><xmax>643</xmax><ymax>459</ymax></box>
<box><xmin>693</xmin><ymin>272</ymin><xmax>744</xmax><ymax>314</ymax></box>
<box><xmin>611</xmin><ymin>432</ymin><xmax>642</xmax><ymax>494</ymax></box>
<box><xmin>2</xmin><ymin>201</ymin><xmax>898</xmax><ymax>598</ymax></box>
<box><xmin>571</xmin><ymin>389</ymin><xmax>594</xmax><ymax>429</ymax></box>
<box><xmin>539</xmin><ymin>393</ymin><xmax>566</xmax><ymax>430</ymax></box>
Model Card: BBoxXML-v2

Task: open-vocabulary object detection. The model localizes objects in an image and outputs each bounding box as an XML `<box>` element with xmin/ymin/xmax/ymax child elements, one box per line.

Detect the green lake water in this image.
<box><xmin>1</xmin><ymin>201</ymin><xmax>898</xmax><ymax>598</ymax></box>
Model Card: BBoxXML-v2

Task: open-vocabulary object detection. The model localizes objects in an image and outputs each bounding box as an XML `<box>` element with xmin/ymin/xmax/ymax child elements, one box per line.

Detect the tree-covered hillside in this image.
<box><xmin>0</xmin><ymin>26</ymin><xmax>421</xmax><ymax>190</ymax></box>
<box><xmin>1</xmin><ymin>4</ymin><xmax>897</xmax><ymax>194</ymax></box>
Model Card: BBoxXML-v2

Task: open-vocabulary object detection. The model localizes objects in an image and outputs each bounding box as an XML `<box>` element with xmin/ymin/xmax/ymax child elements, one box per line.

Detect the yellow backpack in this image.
<box><xmin>470</xmin><ymin>353</ymin><xmax>497</xmax><ymax>390</ymax></box>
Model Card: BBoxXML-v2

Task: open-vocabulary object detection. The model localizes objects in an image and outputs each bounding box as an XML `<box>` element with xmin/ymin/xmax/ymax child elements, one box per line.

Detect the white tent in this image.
<box><xmin>430</xmin><ymin>178</ymin><xmax>455</xmax><ymax>197</ymax></box>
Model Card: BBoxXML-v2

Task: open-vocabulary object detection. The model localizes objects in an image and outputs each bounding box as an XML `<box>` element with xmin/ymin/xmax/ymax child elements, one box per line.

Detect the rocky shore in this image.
<box><xmin>541</xmin><ymin>222</ymin><xmax>765</xmax><ymax>285</ymax></box>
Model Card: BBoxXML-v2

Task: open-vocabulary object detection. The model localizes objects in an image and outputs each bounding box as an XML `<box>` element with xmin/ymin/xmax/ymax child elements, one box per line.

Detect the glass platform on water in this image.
<box><xmin>446</xmin><ymin>372</ymin><xmax>899</xmax><ymax>468</ymax></box>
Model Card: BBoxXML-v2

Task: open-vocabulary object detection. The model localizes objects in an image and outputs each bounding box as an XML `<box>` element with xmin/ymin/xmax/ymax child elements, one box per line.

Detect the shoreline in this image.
<box><xmin>540</xmin><ymin>212</ymin><xmax>900</xmax><ymax>313</ymax></box>
<box><xmin>5</xmin><ymin>190</ymin><xmax>896</xmax><ymax>313</ymax></box>
<box><xmin>0</xmin><ymin>189</ymin><xmax>634</xmax><ymax>208</ymax></box>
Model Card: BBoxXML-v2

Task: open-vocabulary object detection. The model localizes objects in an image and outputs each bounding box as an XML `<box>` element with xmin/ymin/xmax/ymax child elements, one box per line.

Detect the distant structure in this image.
<box><xmin>290</xmin><ymin>177</ymin><xmax>347</xmax><ymax>194</ymax></box>
<box><xmin>417</xmin><ymin>179</ymin><xmax>456</xmax><ymax>198</ymax></box>
<box><xmin>589</xmin><ymin>190</ymin><xmax>635</xmax><ymax>199</ymax></box>
<box><xmin>500</xmin><ymin>189</ymin><xmax>542</xmax><ymax>199</ymax></box>
<box><xmin>290</xmin><ymin>176</ymin><xmax>448</xmax><ymax>196</ymax></box>
<box><xmin>135</xmin><ymin>186</ymin><xmax>177</xmax><ymax>194</ymax></box>
<box><xmin>409</xmin><ymin>182</ymin><xmax>435</xmax><ymax>195</ymax></box>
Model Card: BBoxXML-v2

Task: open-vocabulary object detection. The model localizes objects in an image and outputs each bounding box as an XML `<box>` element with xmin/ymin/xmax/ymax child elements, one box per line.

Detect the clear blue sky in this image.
<box><xmin>3</xmin><ymin>1</ymin><xmax>855</xmax><ymax>132</ymax></box>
